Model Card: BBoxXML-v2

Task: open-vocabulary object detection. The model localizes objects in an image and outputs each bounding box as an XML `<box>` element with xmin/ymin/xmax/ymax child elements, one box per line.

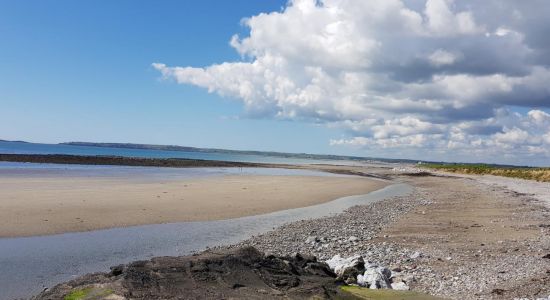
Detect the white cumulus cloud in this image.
<box><xmin>428</xmin><ymin>49</ymin><xmax>461</xmax><ymax>67</ymax></box>
<box><xmin>154</xmin><ymin>0</ymin><xmax>550</xmax><ymax>166</ymax></box>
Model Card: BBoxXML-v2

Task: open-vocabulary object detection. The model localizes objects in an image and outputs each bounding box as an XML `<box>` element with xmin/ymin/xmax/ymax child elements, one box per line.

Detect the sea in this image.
<box><xmin>0</xmin><ymin>140</ymin><xmax>360</xmax><ymax>166</ymax></box>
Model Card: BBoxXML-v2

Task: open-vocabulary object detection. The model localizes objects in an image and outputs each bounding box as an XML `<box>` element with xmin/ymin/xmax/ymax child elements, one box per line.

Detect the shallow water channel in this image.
<box><xmin>0</xmin><ymin>167</ymin><xmax>411</xmax><ymax>300</ymax></box>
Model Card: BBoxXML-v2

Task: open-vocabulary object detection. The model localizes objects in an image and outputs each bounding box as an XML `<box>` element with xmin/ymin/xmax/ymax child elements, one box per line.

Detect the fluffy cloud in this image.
<box><xmin>428</xmin><ymin>49</ymin><xmax>461</xmax><ymax>67</ymax></box>
<box><xmin>154</xmin><ymin>0</ymin><xmax>550</xmax><ymax>165</ymax></box>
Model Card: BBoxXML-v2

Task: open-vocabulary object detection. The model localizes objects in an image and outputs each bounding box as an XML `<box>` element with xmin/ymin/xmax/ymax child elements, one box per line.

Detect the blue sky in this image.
<box><xmin>1</xmin><ymin>1</ymin><xmax>550</xmax><ymax>165</ymax></box>
<box><xmin>0</xmin><ymin>0</ymin><xmax>344</xmax><ymax>155</ymax></box>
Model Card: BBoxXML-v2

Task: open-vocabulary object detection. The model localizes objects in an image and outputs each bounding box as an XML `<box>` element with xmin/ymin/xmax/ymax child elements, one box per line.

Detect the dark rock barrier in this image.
<box><xmin>32</xmin><ymin>247</ymin><xmax>353</xmax><ymax>299</ymax></box>
<box><xmin>0</xmin><ymin>153</ymin><xmax>273</xmax><ymax>168</ymax></box>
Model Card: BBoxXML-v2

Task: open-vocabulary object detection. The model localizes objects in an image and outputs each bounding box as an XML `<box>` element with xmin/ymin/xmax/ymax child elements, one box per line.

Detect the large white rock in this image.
<box><xmin>391</xmin><ymin>281</ymin><xmax>410</xmax><ymax>290</ymax></box>
<box><xmin>357</xmin><ymin>265</ymin><xmax>392</xmax><ymax>289</ymax></box>
<box><xmin>325</xmin><ymin>254</ymin><xmax>364</xmax><ymax>277</ymax></box>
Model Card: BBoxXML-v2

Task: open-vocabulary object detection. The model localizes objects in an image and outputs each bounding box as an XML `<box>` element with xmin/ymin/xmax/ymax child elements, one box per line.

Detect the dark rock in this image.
<box><xmin>341</xmin><ymin>266</ymin><xmax>363</xmax><ymax>284</ymax></box>
<box><xmin>33</xmin><ymin>247</ymin><xmax>349</xmax><ymax>300</ymax></box>
<box><xmin>109</xmin><ymin>265</ymin><xmax>124</xmax><ymax>277</ymax></box>
<box><xmin>295</xmin><ymin>252</ymin><xmax>317</xmax><ymax>263</ymax></box>
<box><xmin>392</xmin><ymin>267</ymin><xmax>403</xmax><ymax>272</ymax></box>
<box><xmin>232</xmin><ymin>283</ymin><xmax>246</xmax><ymax>289</ymax></box>
<box><xmin>304</xmin><ymin>262</ymin><xmax>336</xmax><ymax>277</ymax></box>
<box><xmin>491</xmin><ymin>288</ymin><xmax>506</xmax><ymax>295</ymax></box>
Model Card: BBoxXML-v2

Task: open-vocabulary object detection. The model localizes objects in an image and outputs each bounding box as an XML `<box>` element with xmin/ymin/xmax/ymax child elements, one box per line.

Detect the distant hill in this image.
<box><xmin>0</xmin><ymin>139</ymin><xmax>29</xmax><ymax>143</ymax></box>
<box><xmin>60</xmin><ymin>141</ymin><xmax>416</xmax><ymax>164</ymax></box>
<box><xmin>62</xmin><ymin>142</ymin><xmax>201</xmax><ymax>153</ymax></box>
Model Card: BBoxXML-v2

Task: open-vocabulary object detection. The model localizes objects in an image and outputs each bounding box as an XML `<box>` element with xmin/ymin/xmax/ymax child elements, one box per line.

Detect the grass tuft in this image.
<box><xmin>64</xmin><ymin>288</ymin><xmax>92</xmax><ymax>300</ymax></box>
<box><xmin>339</xmin><ymin>286</ymin><xmax>445</xmax><ymax>299</ymax></box>
<box><xmin>63</xmin><ymin>287</ymin><xmax>114</xmax><ymax>300</ymax></box>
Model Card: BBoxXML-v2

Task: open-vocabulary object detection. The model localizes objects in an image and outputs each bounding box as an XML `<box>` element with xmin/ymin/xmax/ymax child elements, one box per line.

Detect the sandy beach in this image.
<box><xmin>0</xmin><ymin>173</ymin><xmax>386</xmax><ymax>237</ymax></box>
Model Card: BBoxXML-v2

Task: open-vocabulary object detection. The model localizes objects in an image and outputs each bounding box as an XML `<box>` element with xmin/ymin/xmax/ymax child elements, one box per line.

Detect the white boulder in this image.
<box><xmin>357</xmin><ymin>265</ymin><xmax>392</xmax><ymax>289</ymax></box>
<box><xmin>325</xmin><ymin>254</ymin><xmax>364</xmax><ymax>277</ymax></box>
<box><xmin>391</xmin><ymin>281</ymin><xmax>410</xmax><ymax>290</ymax></box>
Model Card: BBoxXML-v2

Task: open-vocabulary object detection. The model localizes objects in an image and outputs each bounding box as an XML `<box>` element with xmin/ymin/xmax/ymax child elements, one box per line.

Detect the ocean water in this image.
<box><xmin>0</xmin><ymin>162</ymin><xmax>349</xmax><ymax>182</ymax></box>
<box><xmin>0</xmin><ymin>140</ymin><xmax>357</xmax><ymax>165</ymax></box>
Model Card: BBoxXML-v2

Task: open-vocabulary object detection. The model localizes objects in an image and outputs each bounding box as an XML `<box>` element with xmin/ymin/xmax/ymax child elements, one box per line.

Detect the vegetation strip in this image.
<box><xmin>424</xmin><ymin>163</ymin><xmax>550</xmax><ymax>182</ymax></box>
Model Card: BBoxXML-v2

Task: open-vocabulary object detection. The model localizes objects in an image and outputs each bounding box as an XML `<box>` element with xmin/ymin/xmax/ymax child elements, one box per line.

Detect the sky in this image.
<box><xmin>1</xmin><ymin>1</ymin><xmax>550</xmax><ymax>166</ymax></box>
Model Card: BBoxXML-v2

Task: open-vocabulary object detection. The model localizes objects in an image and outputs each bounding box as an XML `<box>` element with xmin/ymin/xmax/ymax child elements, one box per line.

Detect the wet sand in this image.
<box><xmin>0</xmin><ymin>184</ymin><xmax>409</xmax><ymax>300</ymax></box>
<box><xmin>0</xmin><ymin>173</ymin><xmax>387</xmax><ymax>237</ymax></box>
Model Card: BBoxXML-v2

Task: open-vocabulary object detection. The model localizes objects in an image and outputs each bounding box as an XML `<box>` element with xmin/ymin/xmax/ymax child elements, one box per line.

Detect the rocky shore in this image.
<box><xmin>31</xmin><ymin>170</ymin><xmax>550</xmax><ymax>299</ymax></box>
<box><xmin>225</xmin><ymin>174</ymin><xmax>550</xmax><ymax>299</ymax></box>
<box><xmin>228</xmin><ymin>191</ymin><xmax>430</xmax><ymax>260</ymax></box>
<box><xmin>33</xmin><ymin>246</ymin><xmax>347</xmax><ymax>299</ymax></box>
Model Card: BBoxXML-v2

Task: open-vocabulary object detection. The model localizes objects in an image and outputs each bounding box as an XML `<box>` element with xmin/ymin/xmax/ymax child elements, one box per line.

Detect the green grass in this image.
<box><xmin>63</xmin><ymin>287</ymin><xmax>114</xmax><ymax>300</ymax></box>
<box><xmin>339</xmin><ymin>286</ymin><xmax>445</xmax><ymax>300</ymax></box>
<box><xmin>424</xmin><ymin>163</ymin><xmax>550</xmax><ymax>182</ymax></box>
<box><xmin>64</xmin><ymin>288</ymin><xmax>92</xmax><ymax>300</ymax></box>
